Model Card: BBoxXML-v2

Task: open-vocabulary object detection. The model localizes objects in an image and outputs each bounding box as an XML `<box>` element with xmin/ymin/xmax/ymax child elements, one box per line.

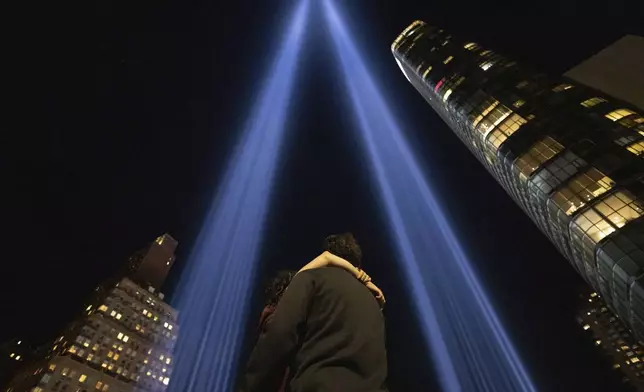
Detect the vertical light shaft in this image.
<box><xmin>169</xmin><ymin>1</ymin><xmax>309</xmax><ymax>391</ymax></box>
<box><xmin>323</xmin><ymin>1</ymin><xmax>536</xmax><ymax>391</ymax></box>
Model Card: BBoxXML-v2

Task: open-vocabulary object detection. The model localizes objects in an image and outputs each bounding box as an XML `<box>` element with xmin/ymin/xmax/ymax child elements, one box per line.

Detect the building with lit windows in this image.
<box><xmin>5</xmin><ymin>236</ymin><xmax>179</xmax><ymax>392</ymax></box>
<box><xmin>391</xmin><ymin>21</ymin><xmax>644</xmax><ymax>339</ymax></box>
<box><xmin>1</xmin><ymin>338</ymin><xmax>31</xmax><ymax>387</ymax></box>
<box><xmin>578</xmin><ymin>290</ymin><xmax>644</xmax><ymax>390</ymax></box>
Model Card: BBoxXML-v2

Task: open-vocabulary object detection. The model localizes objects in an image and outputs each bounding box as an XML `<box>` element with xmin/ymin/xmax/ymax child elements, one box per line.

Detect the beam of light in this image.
<box><xmin>168</xmin><ymin>1</ymin><xmax>309</xmax><ymax>390</ymax></box>
<box><xmin>322</xmin><ymin>2</ymin><xmax>536</xmax><ymax>391</ymax></box>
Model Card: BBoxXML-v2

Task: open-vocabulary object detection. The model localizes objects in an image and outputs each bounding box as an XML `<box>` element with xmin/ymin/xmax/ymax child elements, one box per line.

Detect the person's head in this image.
<box><xmin>264</xmin><ymin>270</ymin><xmax>296</xmax><ymax>307</ymax></box>
<box><xmin>323</xmin><ymin>232</ymin><xmax>362</xmax><ymax>268</ymax></box>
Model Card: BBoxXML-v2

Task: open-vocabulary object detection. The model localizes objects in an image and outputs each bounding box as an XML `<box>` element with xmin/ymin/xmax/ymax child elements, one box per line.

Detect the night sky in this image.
<box><xmin>4</xmin><ymin>0</ymin><xmax>643</xmax><ymax>390</ymax></box>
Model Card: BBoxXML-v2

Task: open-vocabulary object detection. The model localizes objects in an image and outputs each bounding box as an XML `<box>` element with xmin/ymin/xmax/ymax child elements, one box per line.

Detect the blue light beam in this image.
<box><xmin>323</xmin><ymin>2</ymin><xmax>536</xmax><ymax>391</ymax></box>
<box><xmin>169</xmin><ymin>1</ymin><xmax>309</xmax><ymax>391</ymax></box>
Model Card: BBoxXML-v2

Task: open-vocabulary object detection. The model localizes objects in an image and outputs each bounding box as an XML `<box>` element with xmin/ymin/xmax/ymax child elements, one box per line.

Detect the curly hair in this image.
<box><xmin>264</xmin><ymin>270</ymin><xmax>296</xmax><ymax>307</ymax></box>
<box><xmin>323</xmin><ymin>232</ymin><xmax>362</xmax><ymax>268</ymax></box>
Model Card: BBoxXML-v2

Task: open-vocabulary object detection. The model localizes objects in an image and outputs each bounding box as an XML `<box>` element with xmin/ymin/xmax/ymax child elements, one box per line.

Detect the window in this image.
<box><xmin>33</xmin><ymin>388</ymin><xmax>44</xmax><ymax>392</ymax></box>
<box><xmin>486</xmin><ymin>113</ymin><xmax>530</xmax><ymax>150</ymax></box>
<box><xmin>115</xmin><ymin>313</ymin><xmax>122</xmax><ymax>320</ymax></box>
<box><xmin>163</xmin><ymin>377</ymin><xmax>170</xmax><ymax>385</ymax></box>
<box><xmin>552</xmin><ymin>83</ymin><xmax>574</xmax><ymax>92</ymax></box>
<box><xmin>79</xmin><ymin>374</ymin><xmax>87</xmax><ymax>383</ymax></box>
<box><xmin>110</xmin><ymin>311</ymin><xmax>116</xmax><ymax>317</ymax></box>
<box><xmin>619</xmin><ymin>115</ymin><xmax>644</xmax><ymax>129</ymax></box>
<box><xmin>95</xmin><ymin>382</ymin><xmax>103</xmax><ymax>390</ymax></box>
<box><xmin>479</xmin><ymin>60</ymin><xmax>497</xmax><ymax>71</ymax></box>
<box><xmin>627</xmin><ymin>140</ymin><xmax>644</xmax><ymax>156</ymax></box>
<box><xmin>422</xmin><ymin>66</ymin><xmax>432</xmax><ymax>79</ymax></box>
<box><xmin>113</xmin><ymin>354</ymin><xmax>119</xmax><ymax>361</ymax></box>
<box><xmin>48</xmin><ymin>364</ymin><xmax>56</xmax><ymax>371</ymax></box>
<box><xmin>583</xmin><ymin>324</ymin><xmax>591</xmax><ymax>330</ymax></box>
<box><xmin>103</xmin><ymin>384</ymin><xmax>109</xmax><ymax>391</ymax></box>
<box><xmin>62</xmin><ymin>367</ymin><xmax>70</xmax><ymax>376</ymax></box>
<box><xmin>123</xmin><ymin>335</ymin><xmax>129</xmax><ymax>343</ymax></box>
<box><xmin>606</xmin><ymin>109</ymin><xmax>636</xmax><ymax>121</ymax></box>
<box><xmin>477</xmin><ymin>105</ymin><xmax>512</xmax><ymax>138</ymax></box>
<box><xmin>464</xmin><ymin>42</ymin><xmax>478</xmax><ymax>50</ymax></box>
<box><xmin>117</xmin><ymin>333</ymin><xmax>123</xmax><ymax>340</ymax></box>
<box><xmin>513</xmin><ymin>99</ymin><xmax>525</xmax><ymax>108</ymax></box>
<box><xmin>581</xmin><ymin>97</ymin><xmax>607</xmax><ymax>108</ymax></box>
<box><xmin>443</xmin><ymin>56</ymin><xmax>454</xmax><ymax>64</ymax></box>
<box><xmin>515</xmin><ymin>136</ymin><xmax>565</xmax><ymax>179</ymax></box>
<box><xmin>69</xmin><ymin>345</ymin><xmax>78</xmax><ymax>354</ymax></box>
<box><xmin>472</xmin><ymin>100</ymin><xmax>499</xmax><ymax>128</ymax></box>
<box><xmin>593</xmin><ymin>191</ymin><xmax>644</xmax><ymax>229</ymax></box>
<box><xmin>551</xmin><ymin>168</ymin><xmax>616</xmax><ymax>215</ymax></box>
<box><xmin>166</xmin><ymin>357</ymin><xmax>171</xmax><ymax>365</ymax></box>
<box><xmin>479</xmin><ymin>50</ymin><xmax>492</xmax><ymax>56</ymax></box>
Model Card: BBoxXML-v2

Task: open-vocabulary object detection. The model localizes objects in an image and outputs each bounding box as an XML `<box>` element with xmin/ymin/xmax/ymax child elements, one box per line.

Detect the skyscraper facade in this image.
<box><xmin>391</xmin><ymin>21</ymin><xmax>644</xmax><ymax>338</ymax></box>
<box><xmin>5</xmin><ymin>236</ymin><xmax>179</xmax><ymax>392</ymax></box>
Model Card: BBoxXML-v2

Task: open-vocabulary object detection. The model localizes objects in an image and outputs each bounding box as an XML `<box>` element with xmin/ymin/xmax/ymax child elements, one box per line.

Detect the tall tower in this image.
<box><xmin>391</xmin><ymin>21</ymin><xmax>644</xmax><ymax>338</ymax></box>
<box><xmin>127</xmin><ymin>234</ymin><xmax>178</xmax><ymax>291</ymax></box>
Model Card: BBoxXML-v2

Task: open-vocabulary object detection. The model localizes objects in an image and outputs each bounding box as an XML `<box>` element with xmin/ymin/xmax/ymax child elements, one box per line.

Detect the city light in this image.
<box><xmin>323</xmin><ymin>1</ymin><xmax>536</xmax><ymax>391</ymax></box>
<box><xmin>169</xmin><ymin>1</ymin><xmax>310</xmax><ymax>391</ymax></box>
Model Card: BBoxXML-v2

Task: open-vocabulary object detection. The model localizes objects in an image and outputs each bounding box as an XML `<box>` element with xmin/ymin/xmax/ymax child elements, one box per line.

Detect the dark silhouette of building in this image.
<box><xmin>127</xmin><ymin>234</ymin><xmax>177</xmax><ymax>291</ymax></box>
<box><xmin>391</xmin><ymin>21</ymin><xmax>644</xmax><ymax>339</ymax></box>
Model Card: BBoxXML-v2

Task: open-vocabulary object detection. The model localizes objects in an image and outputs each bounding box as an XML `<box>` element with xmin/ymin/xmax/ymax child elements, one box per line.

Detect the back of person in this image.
<box><xmin>290</xmin><ymin>267</ymin><xmax>387</xmax><ymax>392</ymax></box>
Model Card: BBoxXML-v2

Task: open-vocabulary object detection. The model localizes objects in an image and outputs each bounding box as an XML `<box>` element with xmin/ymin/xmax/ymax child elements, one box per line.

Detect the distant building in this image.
<box><xmin>578</xmin><ymin>290</ymin><xmax>644</xmax><ymax>391</ymax></box>
<box><xmin>565</xmin><ymin>35</ymin><xmax>644</xmax><ymax>112</ymax></box>
<box><xmin>391</xmin><ymin>20</ymin><xmax>644</xmax><ymax>340</ymax></box>
<box><xmin>127</xmin><ymin>234</ymin><xmax>178</xmax><ymax>291</ymax></box>
<box><xmin>5</xmin><ymin>235</ymin><xmax>179</xmax><ymax>392</ymax></box>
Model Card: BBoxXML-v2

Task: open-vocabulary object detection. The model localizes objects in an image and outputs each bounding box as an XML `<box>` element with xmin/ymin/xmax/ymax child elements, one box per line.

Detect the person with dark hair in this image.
<box><xmin>242</xmin><ymin>234</ymin><xmax>388</xmax><ymax>392</ymax></box>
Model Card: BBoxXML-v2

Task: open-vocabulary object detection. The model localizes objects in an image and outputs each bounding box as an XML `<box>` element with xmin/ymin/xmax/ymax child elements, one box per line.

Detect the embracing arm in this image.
<box><xmin>297</xmin><ymin>251</ymin><xmax>367</xmax><ymax>281</ymax></box>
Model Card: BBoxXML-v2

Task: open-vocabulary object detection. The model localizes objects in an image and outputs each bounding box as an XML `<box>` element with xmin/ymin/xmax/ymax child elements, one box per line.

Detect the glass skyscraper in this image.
<box><xmin>391</xmin><ymin>21</ymin><xmax>644</xmax><ymax>339</ymax></box>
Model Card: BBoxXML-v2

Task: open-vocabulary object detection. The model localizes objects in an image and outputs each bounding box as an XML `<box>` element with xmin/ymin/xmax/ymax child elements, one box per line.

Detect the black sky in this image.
<box><xmin>4</xmin><ymin>0</ymin><xmax>643</xmax><ymax>390</ymax></box>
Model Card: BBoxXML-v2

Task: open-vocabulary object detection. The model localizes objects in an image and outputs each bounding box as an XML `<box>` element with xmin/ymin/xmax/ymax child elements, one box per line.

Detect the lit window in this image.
<box><xmin>581</xmin><ymin>97</ymin><xmax>607</xmax><ymax>108</ymax></box>
<box><xmin>626</xmin><ymin>140</ymin><xmax>644</xmax><ymax>156</ymax></box>
<box><xmin>116</xmin><ymin>313</ymin><xmax>122</xmax><ymax>320</ymax></box>
<box><xmin>79</xmin><ymin>374</ymin><xmax>87</xmax><ymax>383</ymax></box>
<box><xmin>442</xmin><ymin>89</ymin><xmax>453</xmax><ymax>102</ymax></box>
<box><xmin>86</xmin><ymin>305</ymin><xmax>92</xmax><ymax>311</ymax></box>
<box><xmin>15</xmin><ymin>355</ymin><xmax>21</xmax><ymax>360</ymax></box>
<box><xmin>33</xmin><ymin>388</ymin><xmax>44</xmax><ymax>392</ymax></box>
<box><xmin>513</xmin><ymin>99</ymin><xmax>525</xmax><ymax>108</ymax></box>
<box><xmin>123</xmin><ymin>336</ymin><xmax>129</xmax><ymax>343</ymax></box>
<box><xmin>595</xmin><ymin>340</ymin><xmax>602</xmax><ymax>346</ymax></box>
<box><xmin>486</xmin><ymin>113</ymin><xmax>530</xmax><ymax>151</ymax></box>
<box><xmin>103</xmin><ymin>384</ymin><xmax>109</xmax><ymax>391</ymax></box>
<box><xmin>472</xmin><ymin>100</ymin><xmax>500</xmax><ymax>128</ymax></box>
<box><xmin>108</xmin><ymin>351</ymin><xmax>114</xmax><ymax>358</ymax></box>
<box><xmin>117</xmin><ymin>333</ymin><xmax>123</xmax><ymax>340</ymax></box>
<box><xmin>443</xmin><ymin>56</ymin><xmax>454</xmax><ymax>64</ymax></box>
<box><xmin>606</xmin><ymin>109</ymin><xmax>636</xmax><ymax>121</ymax></box>
<box><xmin>463</xmin><ymin>42</ymin><xmax>478</xmax><ymax>50</ymax></box>
<box><xmin>480</xmin><ymin>50</ymin><xmax>491</xmax><ymax>56</ymax></box>
<box><xmin>136</xmin><ymin>324</ymin><xmax>141</xmax><ymax>331</ymax></box>
<box><xmin>583</xmin><ymin>324</ymin><xmax>591</xmax><ymax>330</ymax></box>
<box><xmin>592</xmin><ymin>190</ymin><xmax>644</xmax><ymax>229</ymax></box>
<box><xmin>168</xmin><ymin>325</ymin><xmax>173</xmax><ymax>331</ymax></box>
<box><xmin>166</xmin><ymin>358</ymin><xmax>171</xmax><ymax>365</ymax></box>
<box><xmin>551</xmin><ymin>168</ymin><xmax>616</xmax><ymax>215</ymax></box>
<box><xmin>552</xmin><ymin>83</ymin><xmax>574</xmax><ymax>92</ymax></box>
<box><xmin>613</xmin><ymin>364</ymin><xmax>621</xmax><ymax>369</ymax></box>
<box><xmin>633</xmin><ymin>357</ymin><xmax>641</xmax><ymax>364</ymax></box>
<box><xmin>147</xmin><ymin>371</ymin><xmax>151</xmax><ymax>376</ymax></box>
<box><xmin>62</xmin><ymin>367</ymin><xmax>70</xmax><ymax>376</ymax></box>
<box><xmin>48</xmin><ymin>364</ymin><xmax>56</xmax><ymax>371</ymax></box>
<box><xmin>113</xmin><ymin>354</ymin><xmax>120</xmax><ymax>361</ymax></box>
<box><xmin>164</xmin><ymin>322</ymin><xmax>169</xmax><ymax>328</ymax></box>
<box><xmin>69</xmin><ymin>346</ymin><xmax>78</xmax><ymax>354</ymax></box>
<box><xmin>479</xmin><ymin>60</ymin><xmax>496</xmax><ymax>71</ymax></box>
<box><xmin>110</xmin><ymin>311</ymin><xmax>116</xmax><ymax>317</ymax></box>
<box><xmin>96</xmin><ymin>381</ymin><xmax>103</xmax><ymax>389</ymax></box>
<box><xmin>143</xmin><ymin>309</ymin><xmax>148</xmax><ymax>315</ymax></box>
<box><xmin>10</xmin><ymin>353</ymin><xmax>15</xmax><ymax>358</ymax></box>
<box><xmin>477</xmin><ymin>105</ymin><xmax>512</xmax><ymax>138</ymax></box>
<box><xmin>87</xmin><ymin>353</ymin><xmax>94</xmax><ymax>361</ymax></box>
<box><xmin>156</xmin><ymin>236</ymin><xmax>164</xmax><ymax>245</ymax></box>
<box><xmin>160</xmin><ymin>355</ymin><xmax>165</xmax><ymax>360</ymax></box>
<box><xmin>442</xmin><ymin>39</ymin><xmax>449</xmax><ymax>46</ymax></box>
<box><xmin>422</xmin><ymin>66</ymin><xmax>432</xmax><ymax>79</ymax></box>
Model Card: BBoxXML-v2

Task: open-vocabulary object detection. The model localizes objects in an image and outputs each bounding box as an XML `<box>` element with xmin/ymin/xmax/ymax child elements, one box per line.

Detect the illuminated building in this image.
<box><xmin>579</xmin><ymin>290</ymin><xmax>644</xmax><ymax>390</ymax></box>
<box><xmin>1</xmin><ymin>338</ymin><xmax>30</xmax><ymax>387</ymax></box>
<box><xmin>127</xmin><ymin>234</ymin><xmax>178</xmax><ymax>291</ymax></box>
<box><xmin>5</xmin><ymin>236</ymin><xmax>179</xmax><ymax>392</ymax></box>
<box><xmin>392</xmin><ymin>21</ymin><xmax>644</xmax><ymax>339</ymax></box>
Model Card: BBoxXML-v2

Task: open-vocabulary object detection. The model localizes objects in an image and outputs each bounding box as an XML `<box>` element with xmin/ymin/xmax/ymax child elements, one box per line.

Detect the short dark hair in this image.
<box><xmin>323</xmin><ymin>233</ymin><xmax>362</xmax><ymax>268</ymax></box>
<box><xmin>264</xmin><ymin>270</ymin><xmax>296</xmax><ymax>307</ymax></box>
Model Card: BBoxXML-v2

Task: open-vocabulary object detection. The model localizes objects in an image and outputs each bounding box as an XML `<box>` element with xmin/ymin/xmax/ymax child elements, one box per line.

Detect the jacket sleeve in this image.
<box><xmin>241</xmin><ymin>272</ymin><xmax>315</xmax><ymax>392</ymax></box>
